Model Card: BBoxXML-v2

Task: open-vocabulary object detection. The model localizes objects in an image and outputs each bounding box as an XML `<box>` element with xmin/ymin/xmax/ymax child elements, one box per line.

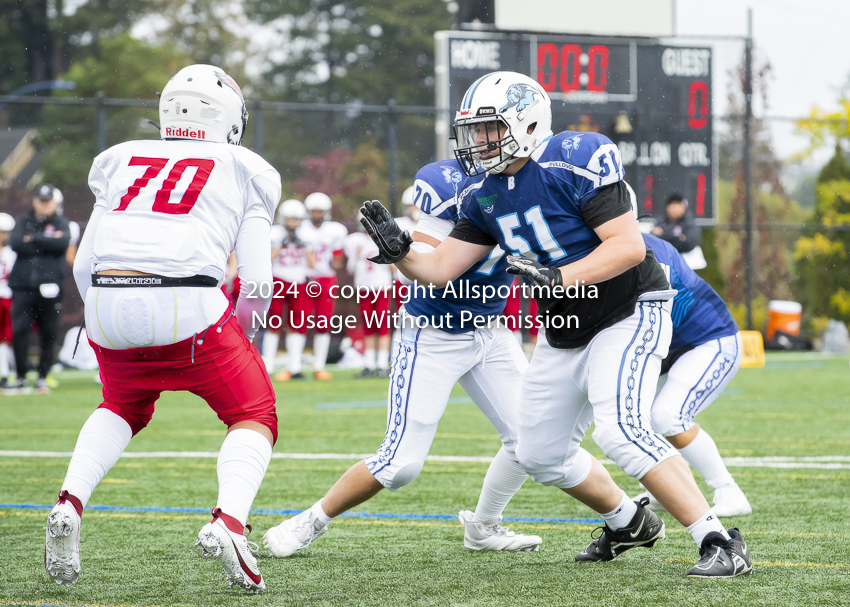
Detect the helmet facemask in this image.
<box><xmin>453</xmin><ymin>116</ymin><xmax>521</xmax><ymax>177</ymax></box>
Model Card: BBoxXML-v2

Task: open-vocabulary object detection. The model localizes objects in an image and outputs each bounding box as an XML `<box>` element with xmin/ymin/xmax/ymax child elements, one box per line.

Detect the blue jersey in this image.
<box><xmin>458</xmin><ymin>131</ymin><xmax>670</xmax><ymax>348</ymax></box>
<box><xmin>643</xmin><ymin>234</ymin><xmax>738</xmax><ymax>349</ymax></box>
<box><xmin>403</xmin><ymin>159</ymin><xmax>514</xmax><ymax>333</ymax></box>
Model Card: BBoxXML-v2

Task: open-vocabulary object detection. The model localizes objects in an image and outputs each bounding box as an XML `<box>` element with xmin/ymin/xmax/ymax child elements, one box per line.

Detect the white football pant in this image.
<box><xmin>650</xmin><ymin>332</ymin><xmax>742</xmax><ymax>437</ymax></box>
<box><xmin>516</xmin><ymin>300</ymin><xmax>676</xmax><ymax>486</ymax></box>
<box><xmin>366</xmin><ymin>312</ymin><xmax>527</xmax><ymax>491</ymax></box>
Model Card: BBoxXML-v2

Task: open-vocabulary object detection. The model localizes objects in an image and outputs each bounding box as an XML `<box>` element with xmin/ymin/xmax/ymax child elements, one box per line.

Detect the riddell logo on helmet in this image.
<box><xmin>164</xmin><ymin>127</ymin><xmax>206</xmax><ymax>139</ymax></box>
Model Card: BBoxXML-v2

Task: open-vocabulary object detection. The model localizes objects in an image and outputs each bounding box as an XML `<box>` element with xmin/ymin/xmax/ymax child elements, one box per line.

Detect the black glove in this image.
<box><xmin>359</xmin><ymin>200</ymin><xmax>413</xmax><ymax>264</ymax></box>
<box><xmin>506</xmin><ymin>255</ymin><xmax>563</xmax><ymax>288</ymax></box>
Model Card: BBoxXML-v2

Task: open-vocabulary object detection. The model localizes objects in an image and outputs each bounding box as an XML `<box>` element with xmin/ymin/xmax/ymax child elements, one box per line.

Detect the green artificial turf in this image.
<box><xmin>1</xmin><ymin>353</ymin><xmax>849</xmax><ymax>606</ymax></box>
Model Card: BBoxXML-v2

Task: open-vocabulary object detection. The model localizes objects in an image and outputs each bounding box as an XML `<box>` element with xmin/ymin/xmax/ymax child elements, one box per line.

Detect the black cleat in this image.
<box><xmin>575</xmin><ymin>497</ymin><xmax>666</xmax><ymax>562</ymax></box>
<box><xmin>290</xmin><ymin>372</ymin><xmax>305</xmax><ymax>380</ymax></box>
<box><xmin>687</xmin><ymin>528</ymin><xmax>753</xmax><ymax>578</ymax></box>
<box><xmin>354</xmin><ymin>368</ymin><xmax>377</xmax><ymax>379</ymax></box>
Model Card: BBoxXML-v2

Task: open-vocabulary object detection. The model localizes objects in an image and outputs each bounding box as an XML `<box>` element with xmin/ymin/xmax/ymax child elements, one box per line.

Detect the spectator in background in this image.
<box><xmin>0</xmin><ymin>213</ymin><xmax>16</xmax><ymax>388</ymax></box>
<box><xmin>6</xmin><ymin>184</ymin><xmax>70</xmax><ymax>394</ymax></box>
<box><xmin>652</xmin><ymin>193</ymin><xmax>702</xmax><ymax>254</ymax></box>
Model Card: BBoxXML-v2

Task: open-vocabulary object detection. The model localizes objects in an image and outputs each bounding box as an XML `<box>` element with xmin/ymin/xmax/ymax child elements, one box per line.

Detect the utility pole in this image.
<box><xmin>743</xmin><ymin>8</ymin><xmax>754</xmax><ymax>330</ymax></box>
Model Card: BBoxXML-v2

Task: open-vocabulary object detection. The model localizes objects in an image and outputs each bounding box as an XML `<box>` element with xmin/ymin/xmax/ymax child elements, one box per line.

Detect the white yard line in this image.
<box><xmin>1</xmin><ymin>451</ymin><xmax>849</xmax><ymax>468</ymax></box>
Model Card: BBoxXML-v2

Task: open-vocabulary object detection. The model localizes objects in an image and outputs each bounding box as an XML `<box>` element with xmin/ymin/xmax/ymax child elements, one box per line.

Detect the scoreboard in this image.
<box><xmin>435</xmin><ymin>31</ymin><xmax>715</xmax><ymax>223</ymax></box>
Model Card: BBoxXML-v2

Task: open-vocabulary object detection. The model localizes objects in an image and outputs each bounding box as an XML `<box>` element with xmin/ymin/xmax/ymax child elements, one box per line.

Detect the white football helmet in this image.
<box><xmin>400</xmin><ymin>185</ymin><xmax>421</xmax><ymax>222</ymax></box>
<box><xmin>159</xmin><ymin>64</ymin><xmax>248</xmax><ymax>145</ymax></box>
<box><xmin>0</xmin><ymin>212</ymin><xmax>14</xmax><ymax>232</ymax></box>
<box><xmin>453</xmin><ymin>71</ymin><xmax>552</xmax><ymax>176</ymax></box>
<box><xmin>279</xmin><ymin>199</ymin><xmax>306</xmax><ymax>221</ymax></box>
<box><xmin>304</xmin><ymin>192</ymin><xmax>332</xmax><ymax>222</ymax></box>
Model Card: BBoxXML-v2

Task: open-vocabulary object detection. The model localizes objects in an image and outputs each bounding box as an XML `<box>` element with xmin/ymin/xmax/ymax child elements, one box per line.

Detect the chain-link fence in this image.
<box><xmin>0</xmin><ymin>93</ymin><xmax>844</xmax><ymax>341</ymax></box>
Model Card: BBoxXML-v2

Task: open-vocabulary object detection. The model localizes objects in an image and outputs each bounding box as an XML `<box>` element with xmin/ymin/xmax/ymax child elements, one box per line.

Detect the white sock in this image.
<box><xmin>312</xmin><ymin>498</ymin><xmax>334</xmax><ymax>530</ymax></box>
<box><xmin>261</xmin><ymin>332</ymin><xmax>280</xmax><ymax>373</ymax></box>
<box><xmin>678</xmin><ymin>429</ymin><xmax>736</xmax><ymax>489</ymax></box>
<box><xmin>286</xmin><ymin>332</ymin><xmax>306</xmax><ymax>374</ymax></box>
<box><xmin>687</xmin><ymin>509</ymin><xmax>730</xmax><ymax>545</ymax></box>
<box><xmin>313</xmin><ymin>333</ymin><xmax>331</xmax><ymax>371</ymax></box>
<box><xmin>0</xmin><ymin>342</ymin><xmax>9</xmax><ymax>377</ymax></box>
<box><xmin>377</xmin><ymin>349</ymin><xmax>389</xmax><ymax>370</ymax></box>
<box><xmin>364</xmin><ymin>348</ymin><xmax>376</xmax><ymax>370</ymax></box>
<box><xmin>472</xmin><ymin>447</ymin><xmax>529</xmax><ymax>524</ymax></box>
<box><xmin>215</xmin><ymin>429</ymin><xmax>272</xmax><ymax>526</ymax></box>
<box><xmin>601</xmin><ymin>491</ymin><xmax>638</xmax><ymax>530</ymax></box>
<box><xmin>61</xmin><ymin>409</ymin><xmax>133</xmax><ymax>507</ymax></box>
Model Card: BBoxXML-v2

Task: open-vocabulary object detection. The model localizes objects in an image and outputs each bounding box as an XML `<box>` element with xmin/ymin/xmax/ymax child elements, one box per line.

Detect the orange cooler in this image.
<box><xmin>766</xmin><ymin>300</ymin><xmax>802</xmax><ymax>340</ymax></box>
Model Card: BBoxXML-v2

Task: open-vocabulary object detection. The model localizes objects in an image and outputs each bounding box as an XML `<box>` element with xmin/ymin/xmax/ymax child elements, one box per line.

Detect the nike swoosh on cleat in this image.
<box><xmin>232</xmin><ymin>538</ymin><xmax>263</xmax><ymax>586</ymax></box>
<box><xmin>629</xmin><ymin>518</ymin><xmax>645</xmax><ymax>539</ymax></box>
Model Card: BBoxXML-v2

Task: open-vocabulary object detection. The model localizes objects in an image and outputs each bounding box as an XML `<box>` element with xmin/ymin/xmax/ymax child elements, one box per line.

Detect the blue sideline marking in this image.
<box><xmin>0</xmin><ymin>503</ymin><xmax>602</xmax><ymax>525</ymax></box>
<box><xmin>316</xmin><ymin>396</ymin><xmax>473</xmax><ymax>409</ymax></box>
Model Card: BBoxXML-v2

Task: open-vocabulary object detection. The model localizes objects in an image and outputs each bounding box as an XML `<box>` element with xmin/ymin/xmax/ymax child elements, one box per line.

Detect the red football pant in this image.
<box><xmin>91</xmin><ymin>310</ymin><xmax>278</xmax><ymax>444</ymax></box>
<box><xmin>298</xmin><ymin>276</ymin><xmax>336</xmax><ymax>334</ymax></box>
<box><xmin>359</xmin><ymin>289</ymin><xmax>390</xmax><ymax>336</ymax></box>
<box><xmin>267</xmin><ymin>278</ymin><xmax>307</xmax><ymax>333</ymax></box>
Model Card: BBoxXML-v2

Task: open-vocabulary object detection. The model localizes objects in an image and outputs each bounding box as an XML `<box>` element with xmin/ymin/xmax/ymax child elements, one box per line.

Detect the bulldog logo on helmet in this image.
<box><xmin>499</xmin><ymin>83</ymin><xmax>538</xmax><ymax>113</ymax></box>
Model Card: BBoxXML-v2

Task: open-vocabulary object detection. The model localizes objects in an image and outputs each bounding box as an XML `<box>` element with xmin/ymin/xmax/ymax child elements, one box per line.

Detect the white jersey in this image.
<box><xmin>68</xmin><ymin>221</ymin><xmax>80</xmax><ymax>246</ymax></box>
<box><xmin>88</xmin><ymin>139</ymin><xmax>280</xmax><ymax>283</ymax></box>
<box><xmin>343</xmin><ymin>231</ymin><xmax>393</xmax><ymax>288</ymax></box>
<box><xmin>271</xmin><ymin>224</ymin><xmax>312</xmax><ymax>284</ymax></box>
<box><xmin>297</xmin><ymin>220</ymin><xmax>347</xmax><ymax>278</ymax></box>
<box><xmin>0</xmin><ymin>245</ymin><xmax>16</xmax><ymax>299</ymax></box>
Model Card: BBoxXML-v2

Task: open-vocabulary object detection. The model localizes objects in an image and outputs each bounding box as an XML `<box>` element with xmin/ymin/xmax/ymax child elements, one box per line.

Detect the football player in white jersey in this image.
<box><xmin>359</xmin><ymin>72</ymin><xmax>752</xmax><ymax>578</ymax></box>
<box><xmin>44</xmin><ymin>65</ymin><xmax>281</xmax><ymax>593</ymax></box>
<box><xmin>343</xmin><ymin>216</ymin><xmax>393</xmax><ymax>377</ymax></box>
<box><xmin>0</xmin><ymin>213</ymin><xmax>16</xmax><ymax>388</ymax></box>
<box><xmin>292</xmin><ymin>192</ymin><xmax>347</xmax><ymax>380</ymax></box>
<box><xmin>263</xmin><ymin>199</ymin><xmax>314</xmax><ymax>377</ymax></box>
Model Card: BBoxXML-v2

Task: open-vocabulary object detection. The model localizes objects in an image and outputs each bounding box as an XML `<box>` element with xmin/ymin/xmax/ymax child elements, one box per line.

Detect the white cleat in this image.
<box><xmin>44</xmin><ymin>502</ymin><xmax>81</xmax><ymax>586</ymax></box>
<box><xmin>712</xmin><ymin>484</ymin><xmax>753</xmax><ymax>517</ymax></box>
<box><xmin>196</xmin><ymin>514</ymin><xmax>266</xmax><ymax>593</ymax></box>
<box><xmin>630</xmin><ymin>490</ymin><xmax>666</xmax><ymax>513</ymax></box>
<box><xmin>457</xmin><ymin>510</ymin><xmax>542</xmax><ymax>552</ymax></box>
<box><xmin>263</xmin><ymin>509</ymin><xmax>328</xmax><ymax>557</ymax></box>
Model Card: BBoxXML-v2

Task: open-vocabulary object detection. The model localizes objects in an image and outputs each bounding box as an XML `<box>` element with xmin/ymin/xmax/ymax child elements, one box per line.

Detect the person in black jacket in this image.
<box><xmin>6</xmin><ymin>184</ymin><xmax>70</xmax><ymax>393</ymax></box>
<box><xmin>652</xmin><ymin>193</ymin><xmax>702</xmax><ymax>254</ymax></box>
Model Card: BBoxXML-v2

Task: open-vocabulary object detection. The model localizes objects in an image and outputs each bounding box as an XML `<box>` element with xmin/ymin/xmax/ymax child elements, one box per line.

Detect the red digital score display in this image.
<box><xmin>536</xmin><ymin>43</ymin><xmax>610</xmax><ymax>94</ymax></box>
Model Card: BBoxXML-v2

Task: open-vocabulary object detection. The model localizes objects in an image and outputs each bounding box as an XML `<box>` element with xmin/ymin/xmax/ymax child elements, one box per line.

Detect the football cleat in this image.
<box><xmin>274</xmin><ymin>370</ymin><xmax>294</xmax><ymax>382</ymax></box>
<box><xmin>263</xmin><ymin>509</ymin><xmax>328</xmax><ymax>557</ymax></box>
<box><xmin>36</xmin><ymin>378</ymin><xmax>52</xmax><ymax>395</ymax></box>
<box><xmin>314</xmin><ymin>370</ymin><xmax>333</xmax><ymax>381</ymax></box>
<box><xmin>711</xmin><ymin>484</ymin><xmax>752</xmax><ymax>517</ymax></box>
<box><xmin>575</xmin><ymin>498</ymin><xmax>665</xmax><ymax>562</ymax></box>
<box><xmin>44</xmin><ymin>501</ymin><xmax>81</xmax><ymax>586</ymax></box>
<box><xmin>630</xmin><ymin>489</ymin><xmax>665</xmax><ymax>512</ymax></box>
<box><xmin>195</xmin><ymin>511</ymin><xmax>266</xmax><ymax>593</ymax></box>
<box><xmin>354</xmin><ymin>368</ymin><xmax>377</xmax><ymax>379</ymax></box>
<box><xmin>457</xmin><ymin>510</ymin><xmax>542</xmax><ymax>552</ymax></box>
<box><xmin>687</xmin><ymin>528</ymin><xmax>753</xmax><ymax>578</ymax></box>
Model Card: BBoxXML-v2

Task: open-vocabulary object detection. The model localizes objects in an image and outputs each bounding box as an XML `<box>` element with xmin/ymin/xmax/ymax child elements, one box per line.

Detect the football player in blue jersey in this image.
<box><xmin>358</xmin><ymin>71</ymin><xmax>752</xmax><ymax>578</ymax></box>
<box><xmin>633</xmin><ymin>228</ymin><xmax>751</xmax><ymax>516</ymax></box>
<box><xmin>263</xmin><ymin>157</ymin><xmax>543</xmax><ymax>556</ymax></box>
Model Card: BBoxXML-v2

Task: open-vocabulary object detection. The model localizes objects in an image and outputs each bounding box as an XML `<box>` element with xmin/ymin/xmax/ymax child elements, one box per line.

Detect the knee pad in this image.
<box><xmin>374</xmin><ymin>460</ymin><xmax>423</xmax><ymax>492</ymax></box>
<box><xmin>650</xmin><ymin>407</ymin><xmax>690</xmax><ymax>438</ymax></box>
<box><xmin>98</xmin><ymin>402</ymin><xmax>152</xmax><ymax>436</ymax></box>
<box><xmin>517</xmin><ymin>443</ymin><xmax>593</xmax><ymax>489</ymax></box>
<box><xmin>592</xmin><ymin>420</ymin><xmax>673</xmax><ymax>480</ymax></box>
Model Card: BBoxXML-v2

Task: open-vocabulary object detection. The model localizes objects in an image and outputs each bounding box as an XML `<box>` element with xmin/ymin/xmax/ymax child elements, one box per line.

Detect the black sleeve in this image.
<box><xmin>449</xmin><ymin>217</ymin><xmax>498</xmax><ymax>246</ymax></box>
<box><xmin>580</xmin><ymin>181</ymin><xmax>633</xmax><ymax>229</ymax></box>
